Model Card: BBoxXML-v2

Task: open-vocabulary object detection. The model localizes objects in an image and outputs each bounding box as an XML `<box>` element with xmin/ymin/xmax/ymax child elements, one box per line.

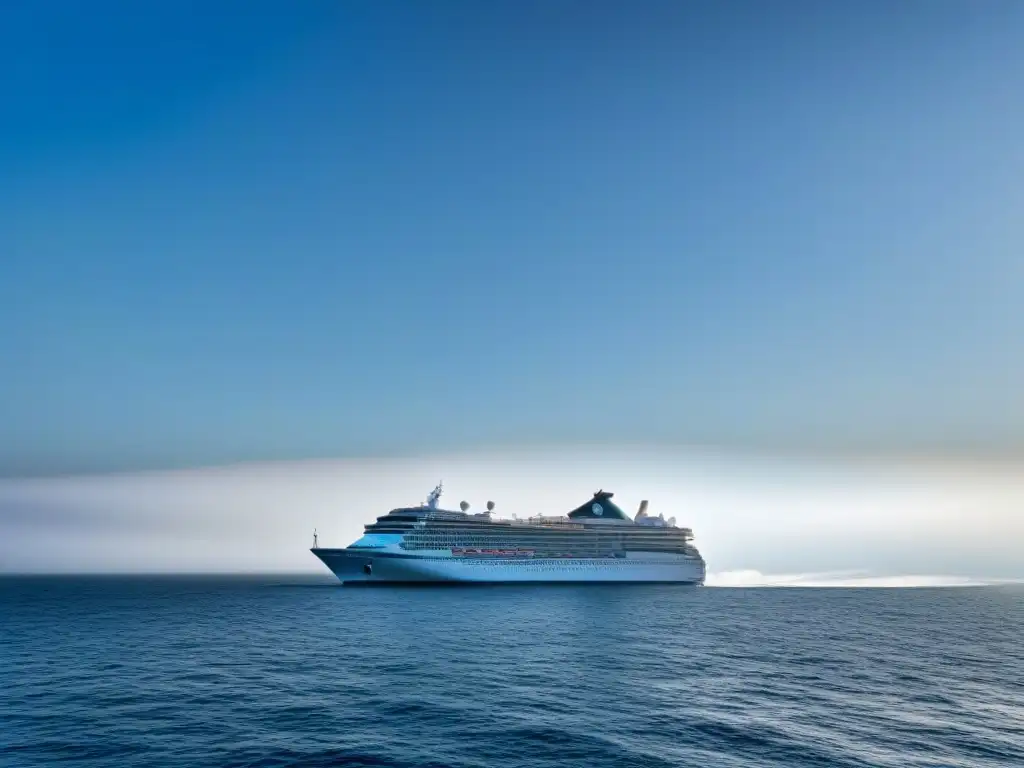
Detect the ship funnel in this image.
<box><xmin>635</xmin><ymin>500</ymin><xmax>649</xmax><ymax>521</ymax></box>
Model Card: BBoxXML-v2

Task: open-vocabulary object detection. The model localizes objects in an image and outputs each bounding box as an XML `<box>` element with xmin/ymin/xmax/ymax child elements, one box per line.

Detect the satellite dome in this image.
<box><xmin>460</xmin><ymin>501</ymin><xmax>470</xmax><ymax>512</ymax></box>
<box><xmin>486</xmin><ymin>501</ymin><xmax>495</xmax><ymax>511</ymax></box>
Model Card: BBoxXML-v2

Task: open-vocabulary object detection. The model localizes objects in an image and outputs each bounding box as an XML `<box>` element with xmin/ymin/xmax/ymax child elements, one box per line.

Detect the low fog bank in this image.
<box><xmin>1</xmin><ymin>447</ymin><xmax>1021</xmax><ymax>580</ymax></box>
<box><xmin>705</xmin><ymin>570</ymin><xmax>1024</xmax><ymax>587</ymax></box>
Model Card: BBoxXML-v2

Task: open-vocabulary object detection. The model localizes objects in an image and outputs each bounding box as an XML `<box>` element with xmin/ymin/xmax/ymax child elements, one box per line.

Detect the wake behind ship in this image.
<box><xmin>311</xmin><ymin>485</ymin><xmax>706</xmax><ymax>584</ymax></box>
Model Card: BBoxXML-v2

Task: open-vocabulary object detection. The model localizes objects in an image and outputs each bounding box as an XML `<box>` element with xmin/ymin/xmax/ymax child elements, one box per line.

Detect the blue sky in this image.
<box><xmin>3</xmin><ymin>1</ymin><xmax>1024</xmax><ymax>476</ymax></box>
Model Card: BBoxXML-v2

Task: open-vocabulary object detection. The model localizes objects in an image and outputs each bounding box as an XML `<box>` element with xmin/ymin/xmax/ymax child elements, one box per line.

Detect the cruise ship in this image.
<box><xmin>311</xmin><ymin>484</ymin><xmax>706</xmax><ymax>584</ymax></box>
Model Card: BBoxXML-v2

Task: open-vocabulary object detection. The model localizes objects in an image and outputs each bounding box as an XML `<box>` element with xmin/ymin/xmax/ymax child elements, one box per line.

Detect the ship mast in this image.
<box><xmin>426</xmin><ymin>482</ymin><xmax>443</xmax><ymax>509</ymax></box>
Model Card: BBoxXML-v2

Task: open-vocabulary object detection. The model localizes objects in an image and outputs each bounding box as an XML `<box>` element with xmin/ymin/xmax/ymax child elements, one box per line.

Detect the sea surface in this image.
<box><xmin>2</xmin><ymin>577</ymin><xmax>1023</xmax><ymax>768</ymax></box>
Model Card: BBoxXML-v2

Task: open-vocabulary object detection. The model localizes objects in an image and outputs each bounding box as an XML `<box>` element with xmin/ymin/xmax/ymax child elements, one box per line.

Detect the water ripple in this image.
<box><xmin>2</xmin><ymin>577</ymin><xmax>1023</xmax><ymax>767</ymax></box>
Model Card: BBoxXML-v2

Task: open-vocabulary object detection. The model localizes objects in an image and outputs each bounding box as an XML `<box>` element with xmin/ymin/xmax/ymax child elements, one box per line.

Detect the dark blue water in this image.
<box><xmin>3</xmin><ymin>577</ymin><xmax>1023</xmax><ymax>768</ymax></box>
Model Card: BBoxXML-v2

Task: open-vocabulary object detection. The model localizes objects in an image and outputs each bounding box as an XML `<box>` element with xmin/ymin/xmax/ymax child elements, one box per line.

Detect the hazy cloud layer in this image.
<box><xmin>704</xmin><ymin>570</ymin><xmax>1016</xmax><ymax>588</ymax></box>
<box><xmin>1</xmin><ymin>447</ymin><xmax>1021</xmax><ymax>580</ymax></box>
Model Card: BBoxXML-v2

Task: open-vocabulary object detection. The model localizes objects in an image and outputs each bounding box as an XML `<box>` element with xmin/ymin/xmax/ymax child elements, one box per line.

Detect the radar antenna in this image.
<box><xmin>426</xmin><ymin>482</ymin><xmax>443</xmax><ymax>509</ymax></box>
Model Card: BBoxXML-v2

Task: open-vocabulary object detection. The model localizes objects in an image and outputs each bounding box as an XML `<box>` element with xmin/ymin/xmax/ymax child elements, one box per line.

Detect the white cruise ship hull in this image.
<box><xmin>312</xmin><ymin>549</ymin><xmax>705</xmax><ymax>585</ymax></box>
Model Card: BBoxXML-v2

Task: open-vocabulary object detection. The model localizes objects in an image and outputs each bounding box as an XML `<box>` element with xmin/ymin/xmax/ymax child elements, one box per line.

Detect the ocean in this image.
<box><xmin>2</xmin><ymin>577</ymin><xmax>1023</xmax><ymax>768</ymax></box>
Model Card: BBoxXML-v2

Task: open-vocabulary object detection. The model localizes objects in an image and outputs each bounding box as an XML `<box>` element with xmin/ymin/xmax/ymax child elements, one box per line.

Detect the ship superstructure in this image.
<box><xmin>312</xmin><ymin>484</ymin><xmax>705</xmax><ymax>584</ymax></box>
